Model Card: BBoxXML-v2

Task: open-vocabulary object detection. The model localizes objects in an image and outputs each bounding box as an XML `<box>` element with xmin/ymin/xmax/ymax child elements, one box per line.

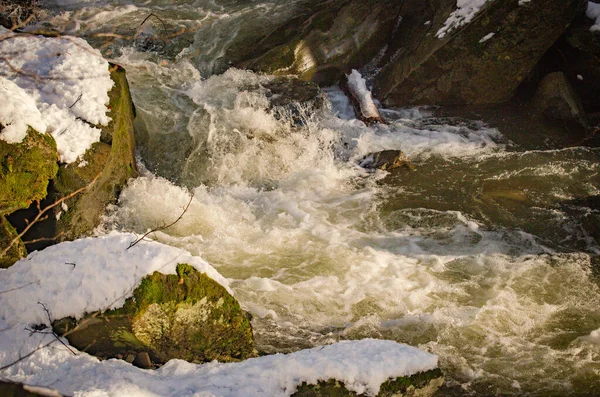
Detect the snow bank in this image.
<box><xmin>0</xmin><ymin>233</ymin><xmax>438</xmax><ymax>396</ymax></box>
<box><xmin>587</xmin><ymin>1</ymin><xmax>600</xmax><ymax>32</ymax></box>
<box><xmin>346</xmin><ymin>70</ymin><xmax>380</xmax><ymax>119</ymax></box>
<box><xmin>0</xmin><ymin>27</ymin><xmax>113</xmax><ymax>162</ymax></box>
<box><xmin>437</xmin><ymin>0</ymin><xmax>490</xmax><ymax>39</ymax></box>
<box><xmin>0</xmin><ymin>78</ymin><xmax>46</xmax><ymax>143</ymax></box>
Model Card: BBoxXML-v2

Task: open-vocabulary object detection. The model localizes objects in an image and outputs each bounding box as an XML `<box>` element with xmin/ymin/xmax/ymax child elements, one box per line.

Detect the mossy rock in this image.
<box><xmin>0</xmin><ymin>127</ymin><xmax>58</xmax><ymax>217</ymax></box>
<box><xmin>292</xmin><ymin>368</ymin><xmax>444</xmax><ymax>397</ymax></box>
<box><xmin>0</xmin><ymin>216</ymin><xmax>26</xmax><ymax>268</ymax></box>
<box><xmin>53</xmin><ymin>264</ymin><xmax>256</xmax><ymax>366</ymax></box>
<box><xmin>53</xmin><ymin>64</ymin><xmax>138</xmax><ymax>240</ymax></box>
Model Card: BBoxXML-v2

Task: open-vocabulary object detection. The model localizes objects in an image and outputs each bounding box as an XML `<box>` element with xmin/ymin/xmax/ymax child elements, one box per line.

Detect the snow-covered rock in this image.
<box><xmin>0</xmin><ymin>234</ymin><xmax>442</xmax><ymax>396</ymax></box>
<box><xmin>0</xmin><ymin>27</ymin><xmax>113</xmax><ymax>163</ymax></box>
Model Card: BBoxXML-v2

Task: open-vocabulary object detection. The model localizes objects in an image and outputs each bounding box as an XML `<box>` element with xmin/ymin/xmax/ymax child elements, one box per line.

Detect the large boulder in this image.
<box><xmin>53</xmin><ymin>263</ymin><xmax>256</xmax><ymax>367</ymax></box>
<box><xmin>239</xmin><ymin>0</ymin><xmax>401</xmax><ymax>85</ymax></box>
<box><xmin>53</xmin><ymin>64</ymin><xmax>138</xmax><ymax>240</ymax></box>
<box><xmin>375</xmin><ymin>0</ymin><xmax>586</xmax><ymax>106</ymax></box>
<box><xmin>292</xmin><ymin>368</ymin><xmax>444</xmax><ymax>397</ymax></box>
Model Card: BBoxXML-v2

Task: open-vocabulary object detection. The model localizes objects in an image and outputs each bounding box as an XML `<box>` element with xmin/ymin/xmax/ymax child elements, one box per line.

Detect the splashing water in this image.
<box><xmin>41</xmin><ymin>1</ymin><xmax>600</xmax><ymax>394</ymax></box>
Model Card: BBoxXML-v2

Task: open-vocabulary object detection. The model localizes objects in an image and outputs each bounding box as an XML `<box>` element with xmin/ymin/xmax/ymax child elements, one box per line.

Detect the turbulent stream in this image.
<box><xmin>41</xmin><ymin>1</ymin><xmax>600</xmax><ymax>395</ymax></box>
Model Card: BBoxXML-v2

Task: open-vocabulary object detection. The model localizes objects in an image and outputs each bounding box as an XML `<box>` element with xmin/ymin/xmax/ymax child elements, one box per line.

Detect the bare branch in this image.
<box><xmin>127</xmin><ymin>193</ymin><xmax>194</xmax><ymax>250</ymax></box>
<box><xmin>0</xmin><ymin>173</ymin><xmax>101</xmax><ymax>259</ymax></box>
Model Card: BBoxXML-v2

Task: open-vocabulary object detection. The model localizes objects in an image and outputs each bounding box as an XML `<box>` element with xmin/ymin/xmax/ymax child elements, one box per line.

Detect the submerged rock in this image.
<box><xmin>292</xmin><ymin>368</ymin><xmax>444</xmax><ymax>397</ymax></box>
<box><xmin>240</xmin><ymin>0</ymin><xmax>401</xmax><ymax>85</ymax></box>
<box><xmin>262</xmin><ymin>76</ymin><xmax>327</xmax><ymax>125</ymax></box>
<box><xmin>53</xmin><ymin>263</ymin><xmax>256</xmax><ymax>366</ymax></box>
<box><xmin>53</xmin><ymin>64</ymin><xmax>138</xmax><ymax>240</ymax></box>
<box><xmin>359</xmin><ymin>150</ymin><xmax>415</xmax><ymax>172</ymax></box>
<box><xmin>375</xmin><ymin>0</ymin><xmax>586</xmax><ymax>106</ymax></box>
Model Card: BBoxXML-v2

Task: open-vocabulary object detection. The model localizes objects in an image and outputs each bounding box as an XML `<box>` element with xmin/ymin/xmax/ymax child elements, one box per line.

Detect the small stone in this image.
<box><xmin>358</xmin><ymin>150</ymin><xmax>415</xmax><ymax>171</ymax></box>
<box><xmin>125</xmin><ymin>354</ymin><xmax>135</xmax><ymax>363</ymax></box>
<box><xmin>132</xmin><ymin>352</ymin><xmax>153</xmax><ymax>369</ymax></box>
<box><xmin>115</xmin><ymin>354</ymin><xmax>123</xmax><ymax>360</ymax></box>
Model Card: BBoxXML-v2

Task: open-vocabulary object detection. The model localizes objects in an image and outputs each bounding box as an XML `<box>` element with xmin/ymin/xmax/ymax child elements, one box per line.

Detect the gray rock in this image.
<box><xmin>133</xmin><ymin>352</ymin><xmax>153</xmax><ymax>369</ymax></box>
<box><xmin>532</xmin><ymin>72</ymin><xmax>586</xmax><ymax>125</ymax></box>
<box><xmin>375</xmin><ymin>0</ymin><xmax>586</xmax><ymax>106</ymax></box>
<box><xmin>239</xmin><ymin>0</ymin><xmax>401</xmax><ymax>86</ymax></box>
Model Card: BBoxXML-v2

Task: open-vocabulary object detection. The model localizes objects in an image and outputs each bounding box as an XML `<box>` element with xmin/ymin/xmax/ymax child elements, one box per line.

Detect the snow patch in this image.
<box><xmin>346</xmin><ymin>70</ymin><xmax>380</xmax><ymax>119</ymax></box>
<box><xmin>437</xmin><ymin>0</ymin><xmax>490</xmax><ymax>39</ymax></box>
<box><xmin>587</xmin><ymin>1</ymin><xmax>600</xmax><ymax>32</ymax></box>
<box><xmin>0</xmin><ymin>78</ymin><xmax>46</xmax><ymax>143</ymax></box>
<box><xmin>0</xmin><ymin>27</ymin><xmax>113</xmax><ymax>162</ymax></box>
<box><xmin>479</xmin><ymin>32</ymin><xmax>495</xmax><ymax>43</ymax></box>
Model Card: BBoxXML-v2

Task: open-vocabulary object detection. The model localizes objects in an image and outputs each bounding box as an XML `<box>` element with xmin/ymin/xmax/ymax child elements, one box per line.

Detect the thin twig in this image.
<box><xmin>0</xmin><ymin>173</ymin><xmax>101</xmax><ymax>259</ymax></box>
<box><xmin>22</xmin><ymin>232</ymin><xmax>66</xmax><ymax>246</ymax></box>
<box><xmin>35</xmin><ymin>302</ymin><xmax>77</xmax><ymax>355</ymax></box>
<box><xmin>138</xmin><ymin>13</ymin><xmax>168</xmax><ymax>36</ymax></box>
<box><xmin>0</xmin><ymin>339</ymin><xmax>57</xmax><ymax>371</ymax></box>
<box><xmin>0</xmin><ymin>281</ymin><xmax>38</xmax><ymax>295</ymax></box>
<box><xmin>127</xmin><ymin>193</ymin><xmax>194</xmax><ymax>250</ymax></box>
<box><xmin>69</xmin><ymin>93</ymin><xmax>82</xmax><ymax>108</ymax></box>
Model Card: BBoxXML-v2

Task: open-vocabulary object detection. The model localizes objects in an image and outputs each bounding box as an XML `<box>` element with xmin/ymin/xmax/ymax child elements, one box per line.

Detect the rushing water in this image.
<box><xmin>40</xmin><ymin>1</ymin><xmax>600</xmax><ymax>395</ymax></box>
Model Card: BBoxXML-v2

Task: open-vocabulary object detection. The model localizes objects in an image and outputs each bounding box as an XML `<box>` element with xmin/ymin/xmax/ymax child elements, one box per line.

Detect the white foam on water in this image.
<box><xmin>27</xmin><ymin>1</ymin><xmax>600</xmax><ymax>394</ymax></box>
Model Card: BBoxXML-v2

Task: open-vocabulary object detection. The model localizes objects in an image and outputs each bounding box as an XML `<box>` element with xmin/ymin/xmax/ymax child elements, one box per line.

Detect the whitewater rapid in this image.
<box><xmin>37</xmin><ymin>1</ymin><xmax>600</xmax><ymax>394</ymax></box>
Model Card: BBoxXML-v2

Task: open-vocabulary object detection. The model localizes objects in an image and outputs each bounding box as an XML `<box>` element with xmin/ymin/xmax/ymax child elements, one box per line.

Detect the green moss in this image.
<box><xmin>53</xmin><ymin>64</ymin><xmax>138</xmax><ymax>240</ymax></box>
<box><xmin>292</xmin><ymin>368</ymin><xmax>444</xmax><ymax>397</ymax></box>
<box><xmin>0</xmin><ymin>216</ymin><xmax>26</xmax><ymax>268</ymax></box>
<box><xmin>0</xmin><ymin>128</ymin><xmax>58</xmax><ymax>216</ymax></box>
<box><xmin>54</xmin><ymin>264</ymin><xmax>255</xmax><ymax>365</ymax></box>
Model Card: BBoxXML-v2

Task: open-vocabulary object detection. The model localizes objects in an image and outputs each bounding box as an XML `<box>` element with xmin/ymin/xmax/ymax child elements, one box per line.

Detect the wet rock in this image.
<box><xmin>532</xmin><ymin>72</ymin><xmax>586</xmax><ymax>127</ymax></box>
<box><xmin>0</xmin><ymin>128</ymin><xmax>58</xmax><ymax>217</ymax></box>
<box><xmin>375</xmin><ymin>0</ymin><xmax>586</xmax><ymax>106</ymax></box>
<box><xmin>53</xmin><ymin>263</ymin><xmax>256</xmax><ymax>366</ymax></box>
<box><xmin>0</xmin><ymin>380</ymin><xmax>62</xmax><ymax>397</ymax></box>
<box><xmin>262</xmin><ymin>77</ymin><xmax>326</xmax><ymax>125</ymax></box>
<box><xmin>359</xmin><ymin>150</ymin><xmax>414</xmax><ymax>172</ymax></box>
<box><xmin>292</xmin><ymin>368</ymin><xmax>444</xmax><ymax>397</ymax></box>
<box><xmin>52</xmin><ymin>64</ymin><xmax>138</xmax><ymax>241</ymax></box>
<box><xmin>0</xmin><ymin>216</ymin><xmax>26</xmax><ymax>268</ymax></box>
<box><xmin>132</xmin><ymin>351</ymin><xmax>153</xmax><ymax>369</ymax></box>
<box><xmin>240</xmin><ymin>0</ymin><xmax>401</xmax><ymax>86</ymax></box>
